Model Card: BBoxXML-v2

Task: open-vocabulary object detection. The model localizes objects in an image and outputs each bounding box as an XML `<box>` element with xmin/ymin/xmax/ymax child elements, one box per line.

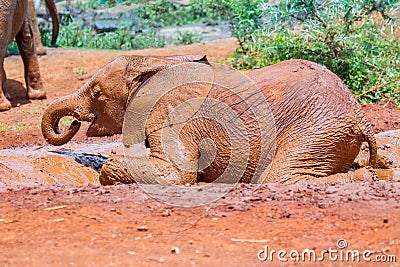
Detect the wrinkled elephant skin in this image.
<box><xmin>41</xmin><ymin>56</ymin><xmax>378</xmax><ymax>184</ymax></box>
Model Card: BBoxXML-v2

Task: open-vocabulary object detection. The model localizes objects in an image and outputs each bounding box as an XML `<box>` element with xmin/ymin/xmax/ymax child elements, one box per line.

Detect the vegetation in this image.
<box><xmin>0</xmin><ymin>124</ymin><xmax>31</xmax><ymax>131</ymax></box>
<box><xmin>36</xmin><ymin>0</ymin><xmax>218</xmax><ymax>50</ymax></box>
<box><xmin>136</xmin><ymin>0</ymin><xmax>225</xmax><ymax>27</ymax></box>
<box><xmin>173</xmin><ymin>31</ymin><xmax>203</xmax><ymax>45</ymax></box>
<box><xmin>17</xmin><ymin>0</ymin><xmax>400</xmax><ymax>105</ymax></box>
<box><xmin>65</xmin><ymin>0</ymin><xmax>146</xmax><ymax>9</ymax></box>
<box><xmin>224</xmin><ymin>0</ymin><xmax>400</xmax><ymax>105</ymax></box>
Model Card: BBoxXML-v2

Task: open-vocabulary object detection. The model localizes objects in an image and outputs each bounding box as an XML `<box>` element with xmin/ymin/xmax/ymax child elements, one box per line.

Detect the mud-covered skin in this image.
<box><xmin>41</xmin><ymin>57</ymin><xmax>377</xmax><ymax>184</ymax></box>
<box><xmin>246</xmin><ymin>60</ymin><xmax>377</xmax><ymax>183</ymax></box>
<box><xmin>0</xmin><ymin>0</ymin><xmax>59</xmax><ymax>111</ymax></box>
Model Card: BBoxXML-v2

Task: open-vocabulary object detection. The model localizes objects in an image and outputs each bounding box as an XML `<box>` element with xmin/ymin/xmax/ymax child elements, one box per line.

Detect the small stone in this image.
<box><xmin>137</xmin><ymin>225</ymin><xmax>148</xmax><ymax>232</ymax></box>
<box><xmin>383</xmin><ymin>218</ymin><xmax>389</xmax><ymax>223</ymax></box>
<box><xmin>161</xmin><ymin>209</ymin><xmax>171</xmax><ymax>217</ymax></box>
<box><xmin>171</xmin><ymin>247</ymin><xmax>180</xmax><ymax>254</ymax></box>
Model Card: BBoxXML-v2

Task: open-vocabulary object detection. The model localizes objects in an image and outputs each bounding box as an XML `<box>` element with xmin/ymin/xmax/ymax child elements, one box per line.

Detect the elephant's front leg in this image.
<box><xmin>16</xmin><ymin>18</ymin><xmax>46</xmax><ymax>100</ymax></box>
<box><xmin>99</xmin><ymin>155</ymin><xmax>197</xmax><ymax>185</ymax></box>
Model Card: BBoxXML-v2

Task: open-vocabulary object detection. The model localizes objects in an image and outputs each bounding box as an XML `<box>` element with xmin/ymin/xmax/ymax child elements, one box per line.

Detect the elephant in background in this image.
<box><xmin>29</xmin><ymin>0</ymin><xmax>59</xmax><ymax>55</ymax></box>
<box><xmin>41</xmin><ymin>55</ymin><xmax>378</xmax><ymax>184</ymax></box>
<box><xmin>0</xmin><ymin>0</ymin><xmax>59</xmax><ymax>111</ymax></box>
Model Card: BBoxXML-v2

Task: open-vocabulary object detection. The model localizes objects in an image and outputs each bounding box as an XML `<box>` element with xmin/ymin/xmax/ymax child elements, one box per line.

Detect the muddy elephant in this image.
<box><xmin>0</xmin><ymin>0</ymin><xmax>59</xmax><ymax>111</ymax></box>
<box><xmin>41</xmin><ymin>56</ymin><xmax>377</xmax><ymax>184</ymax></box>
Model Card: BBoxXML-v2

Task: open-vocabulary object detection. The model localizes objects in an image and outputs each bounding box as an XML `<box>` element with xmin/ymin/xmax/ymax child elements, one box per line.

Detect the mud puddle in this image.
<box><xmin>0</xmin><ymin>141</ymin><xmax>119</xmax><ymax>186</ymax></box>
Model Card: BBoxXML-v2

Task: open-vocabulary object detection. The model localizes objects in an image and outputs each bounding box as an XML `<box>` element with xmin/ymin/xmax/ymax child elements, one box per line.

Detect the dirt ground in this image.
<box><xmin>0</xmin><ymin>39</ymin><xmax>400</xmax><ymax>266</ymax></box>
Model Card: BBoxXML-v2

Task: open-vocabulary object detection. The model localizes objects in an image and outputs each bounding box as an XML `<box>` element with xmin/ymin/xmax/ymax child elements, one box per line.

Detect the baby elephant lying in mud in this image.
<box><xmin>41</xmin><ymin>55</ymin><xmax>378</xmax><ymax>185</ymax></box>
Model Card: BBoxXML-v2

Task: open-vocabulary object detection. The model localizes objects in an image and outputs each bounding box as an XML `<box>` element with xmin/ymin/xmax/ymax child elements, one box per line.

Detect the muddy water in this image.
<box><xmin>0</xmin><ymin>130</ymin><xmax>399</xmax><ymax>186</ymax></box>
<box><xmin>0</xmin><ymin>142</ymin><xmax>119</xmax><ymax>186</ymax></box>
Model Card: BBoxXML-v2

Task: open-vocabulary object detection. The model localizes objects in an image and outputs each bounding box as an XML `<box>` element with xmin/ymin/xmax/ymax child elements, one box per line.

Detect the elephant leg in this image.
<box><xmin>29</xmin><ymin>0</ymin><xmax>46</xmax><ymax>55</ymax></box>
<box><xmin>263</xmin><ymin>129</ymin><xmax>367</xmax><ymax>183</ymax></box>
<box><xmin>266</xmin><ymin>155</ymin><xmax>377</xmax><ymax>183</ymax></box>
<box><xmin>0</xmin><ymin>64</ymin><xmax>11</xmax><ymax>111</ymax></box>
<box><xmin>99</xmin><ymin>153</ymin><xmax>198</xmax><ymax>186</ymax></box>
<box><xmin>16</xmin><ymin>18</ymin><xmax>46</xmax><ymax>100</ymax></box>
<box><xmin>99</xmin><ymin>155</ymin><xmax>134</xmax><ymax>185</ymax></box>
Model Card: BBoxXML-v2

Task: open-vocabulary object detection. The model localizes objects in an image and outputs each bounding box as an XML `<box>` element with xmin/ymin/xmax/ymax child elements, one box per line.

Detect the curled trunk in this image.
<box><xmin>41</xmin><ymin>94</ymin><xmax>93</xmax><ymax>146</ymax></box>
<box><xmin>44</xmin><ymin>0</ymin><xmax>59</xmax><ymax>45</ymax></box>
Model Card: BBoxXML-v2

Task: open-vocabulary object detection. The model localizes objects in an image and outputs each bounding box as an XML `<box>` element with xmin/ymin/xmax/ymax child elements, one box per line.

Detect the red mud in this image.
<box><xmin>0</xmin><ymin>39</ymin><xmax>399</xmax><ymax>266</ymax></box>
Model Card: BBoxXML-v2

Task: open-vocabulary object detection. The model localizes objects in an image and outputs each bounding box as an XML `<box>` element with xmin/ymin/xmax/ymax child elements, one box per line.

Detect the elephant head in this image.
<box><xmin>41</xmin><ymin>54</ymin><xmax>208</xmax><ymax>146</ymax></box>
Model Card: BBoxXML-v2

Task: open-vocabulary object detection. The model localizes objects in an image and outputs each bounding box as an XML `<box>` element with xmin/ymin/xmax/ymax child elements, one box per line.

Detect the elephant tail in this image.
<box><xmin>44</xmin><ymin>0</ymin><xmax>60</xmax><ymax>45</ymax></box>
<box><xmin>358</xmin><ymin>112</ymin><xmax>377</xmax><ymax>168</ymax></box>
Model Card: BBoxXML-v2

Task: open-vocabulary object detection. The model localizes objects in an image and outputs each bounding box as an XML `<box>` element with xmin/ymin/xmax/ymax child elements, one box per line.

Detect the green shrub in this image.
<box><xmin>173</xmin><ymin>31</ymin><xmax>203</xmax><ymax>45</ymax></box>
<box><xmin>41</xmin><ymin>19</ymin><xmax>166</xmax><ymax>50</ymax></box>
<box><xmin>136</xmin><ymin>0</ymin><xmax>225</xmax><ymax>27</ymax></box>
<box><xmin>38</xmin><ymin>0</ymin><xmax>221</xmax><ymax>50</ymax></box>
<box><xmin>69</xmin><ymin>0</ymin><xmax>145</xmax><ymax>9</ymax></box>
<box><xmin>226</xmin><ymin>0</ymin><xmax>400</xmax><ymax>105</ymax></box>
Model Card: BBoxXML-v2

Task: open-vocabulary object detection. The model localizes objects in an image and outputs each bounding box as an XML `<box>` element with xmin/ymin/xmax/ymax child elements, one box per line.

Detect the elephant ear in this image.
<box><xmin>124</xmin><ymin>55</ymin><xmax>209</xmax><ymax>105</ymax></box>
<box><xmin>164</xmin><ymin>54</ymin><xmax>209</xmax><ymax>64</ymax></box>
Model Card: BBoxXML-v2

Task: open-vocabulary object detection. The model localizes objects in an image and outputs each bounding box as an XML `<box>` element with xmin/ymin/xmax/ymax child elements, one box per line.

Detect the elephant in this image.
<box><xmin>0</xmin><ymin>0</ymin><xmax>59</xmax><ymax>111</ymax></box>
<box><xmin>41</xmin><ymin>55</ymin><xmax>378</xmax><ymax>185</ymax></box>
<box><xmin>29</xmin><ymin>0</ymin><xmax>59</xmax><ymax>55</ymax></box>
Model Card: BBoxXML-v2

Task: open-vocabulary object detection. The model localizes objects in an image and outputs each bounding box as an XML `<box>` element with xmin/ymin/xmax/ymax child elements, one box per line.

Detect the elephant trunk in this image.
<box><xmin>41</xmin><ymin>93</ymin><xmax>94</xmax><ymax>146</ymax></box>
<box><xmin>44</xmin><ymin>0</ymin><xmax>59</xmax><ymax>45</ymax></box>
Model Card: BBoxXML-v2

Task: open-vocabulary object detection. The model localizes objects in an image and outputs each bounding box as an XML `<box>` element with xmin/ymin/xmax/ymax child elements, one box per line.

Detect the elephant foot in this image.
<box><xmin>0</xmin><ymin>97</ymin><xmax>11</xmax><ymax>111</ymax></box>
<box><xmin>99</xmin><ymin>155</ymin><xmax>135</xmax><ymax>185</ymax></box>
<box><xmin>27</xmin><ymin>88</ymin><xmax>46</xmax><ymax>100</ymax></box>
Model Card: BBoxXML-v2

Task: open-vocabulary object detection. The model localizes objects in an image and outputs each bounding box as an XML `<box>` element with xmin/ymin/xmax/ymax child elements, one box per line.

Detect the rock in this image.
<box><xmin>137</xmin><ymin>225</ymin><xmax>148</xmax><ymax>232</ymax></box>
<box><xmin>157</xmin><ymin>22</ymin><xmax>231</xmax><ymax>43</ymax></box>
<box><xmin>169</xmin><ymin>0</ymin><xmax>191</xmax><ymax>5</ymax></box>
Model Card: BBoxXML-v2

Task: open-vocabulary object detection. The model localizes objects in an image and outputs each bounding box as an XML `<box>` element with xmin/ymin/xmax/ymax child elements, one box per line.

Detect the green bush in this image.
<box><xmin>38</xmin><ymin>0</ymin><xmax>221</xmax><ymax>50</ymax></box>
<box><xmin>40</xmin><ymin>19</ymin><xmax>166</xmax><ymax>50</ymax></box>
<box><xmin>226</xmin><ymin>0</ymin><xmax>400</xmax><ymax>105</ymax></box>
<box><xmin>136</xmin><ymin>0</ymin><xmax>225</xmax><ymax>27</ymax></box>
<box><xmin>69</xmin><ymin>0</ymin><xmax>145</xmax><ymax>9</ymax></box>
<box><xmin>173</xmin><ymin>31</ymin><xmax>203</xmax><ymax>45</ymax></box>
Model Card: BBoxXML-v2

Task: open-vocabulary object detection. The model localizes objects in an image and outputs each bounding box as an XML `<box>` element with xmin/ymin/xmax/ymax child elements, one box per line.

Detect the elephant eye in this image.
<box><xmin>93</xmin><ymin>87</ymin><xmax>101</xmax><ymax>100</ymax></box>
